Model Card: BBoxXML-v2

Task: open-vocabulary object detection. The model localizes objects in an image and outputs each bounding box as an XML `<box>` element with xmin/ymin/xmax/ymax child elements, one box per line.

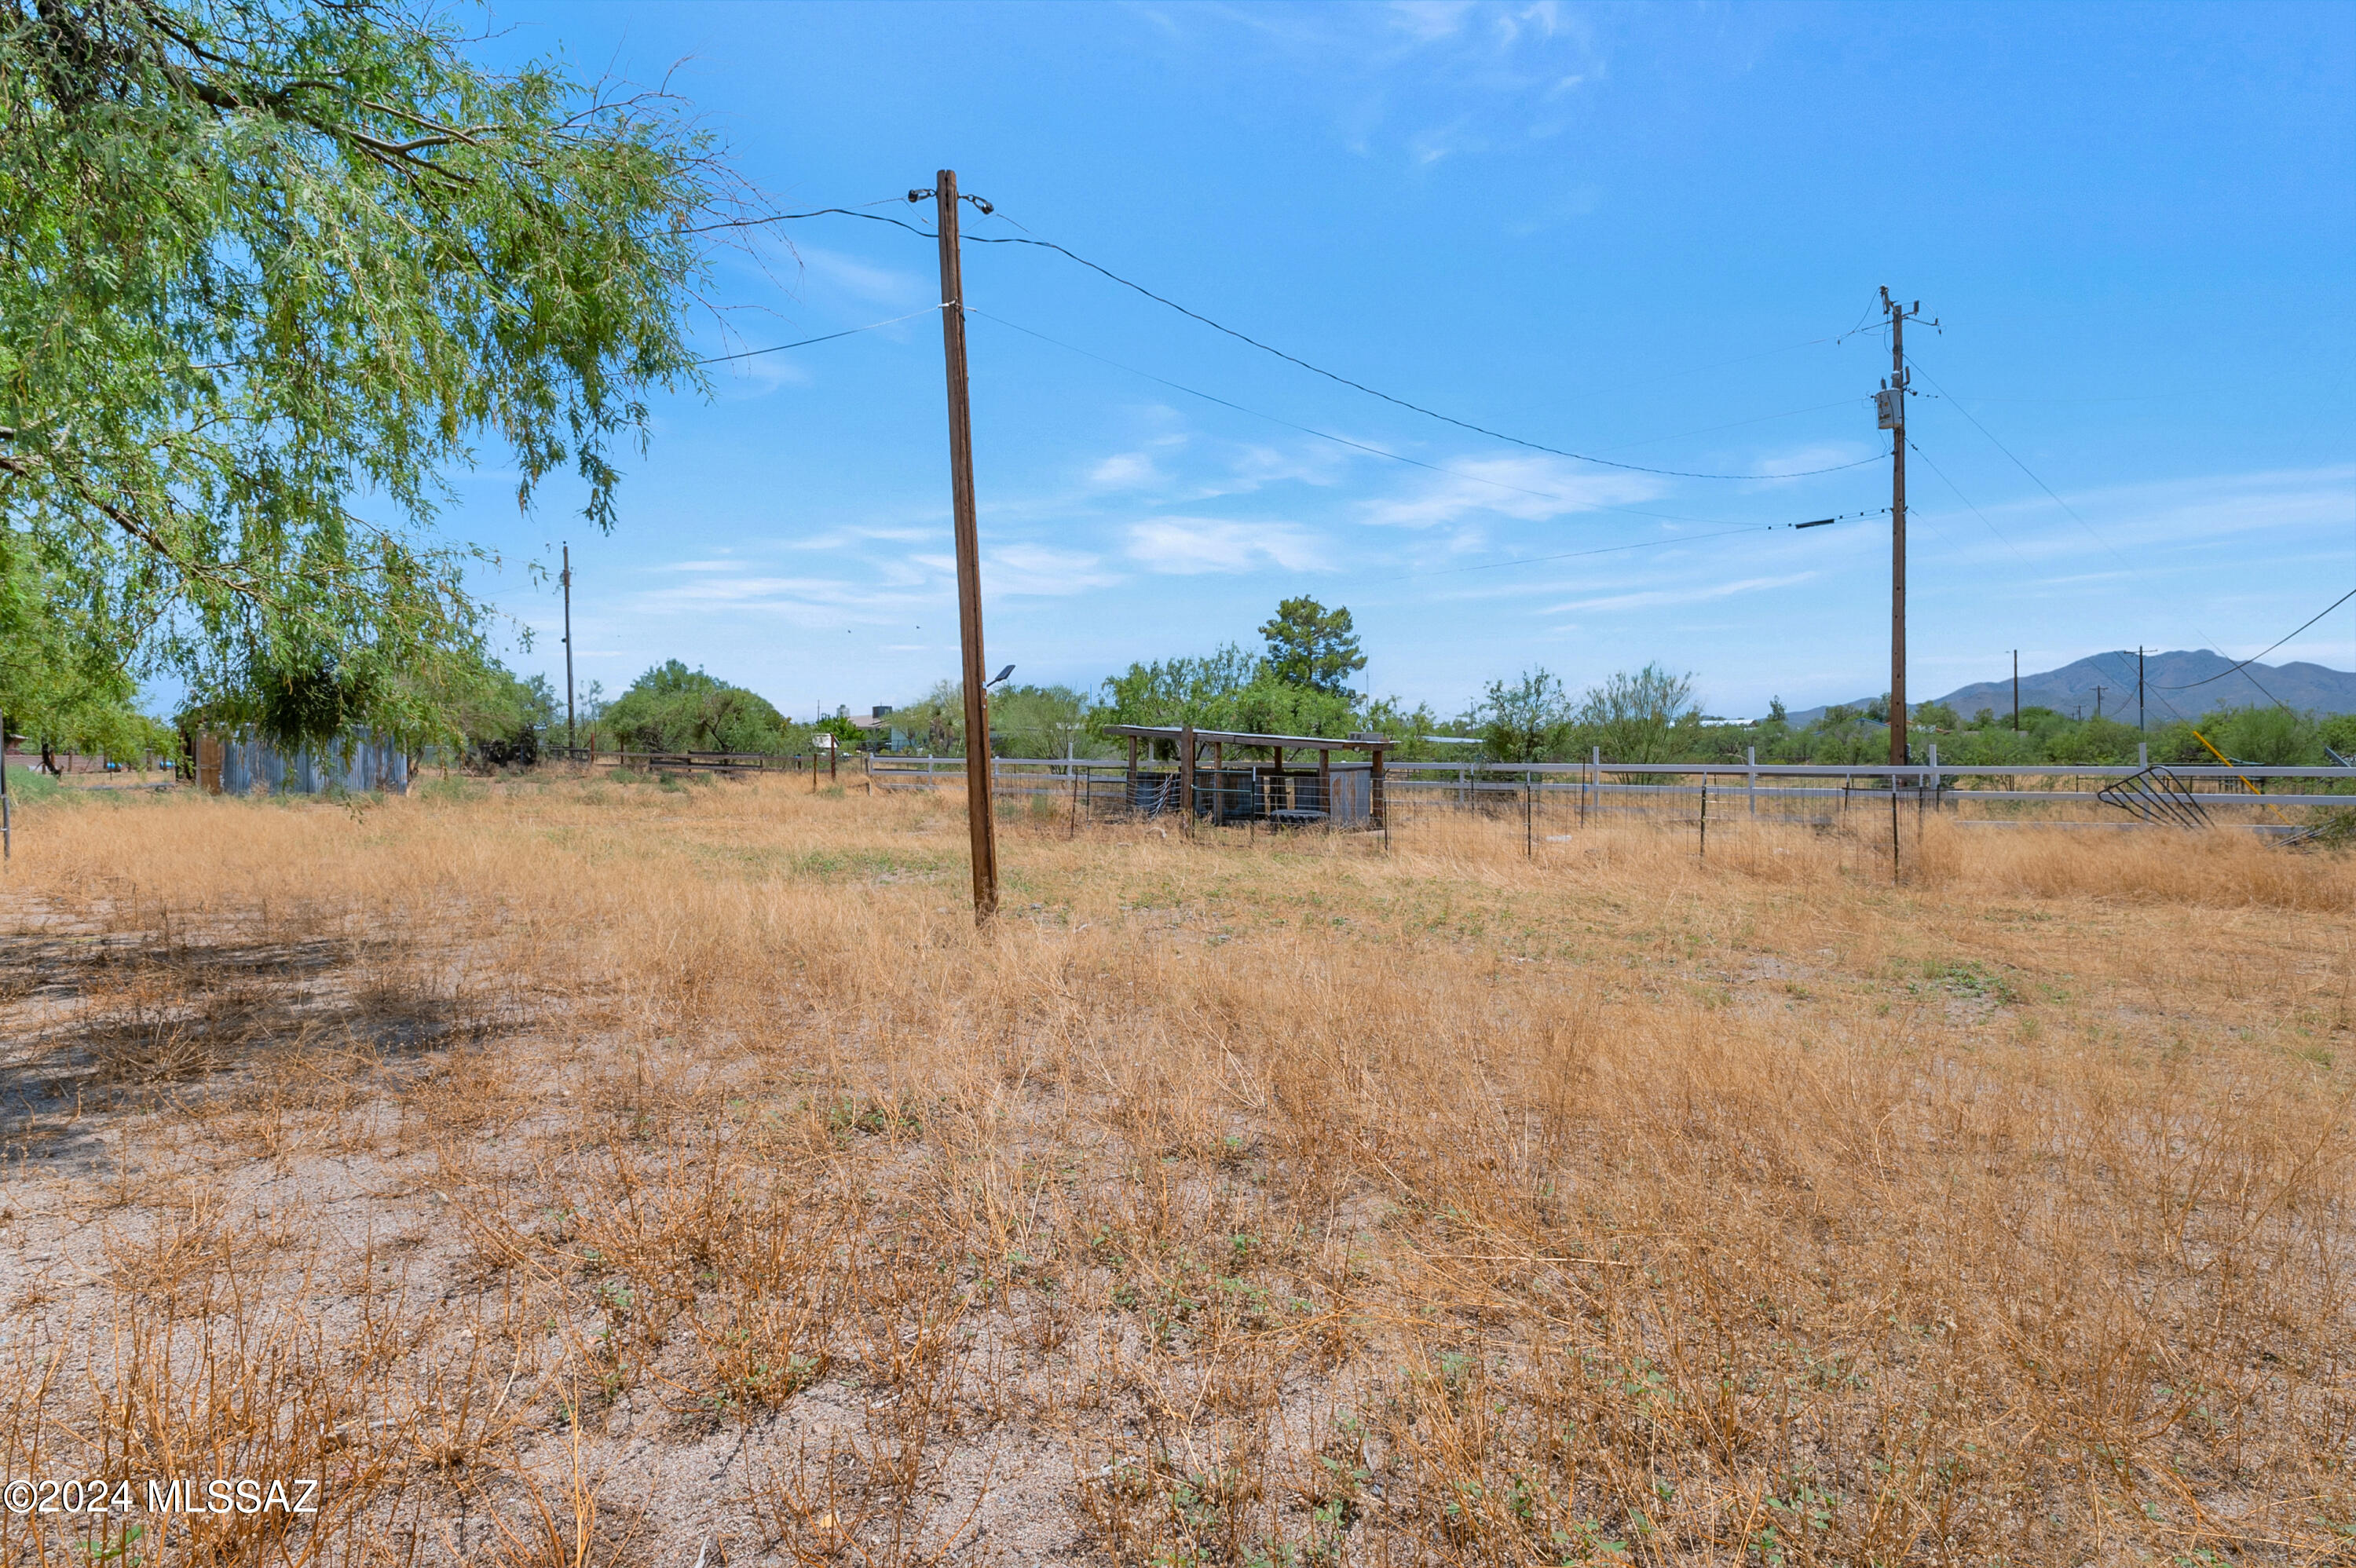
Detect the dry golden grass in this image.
<box><xmin>0</xmin><ymin>771</ymin><xmax>2350</xmax><ymax>1567</ymax></box>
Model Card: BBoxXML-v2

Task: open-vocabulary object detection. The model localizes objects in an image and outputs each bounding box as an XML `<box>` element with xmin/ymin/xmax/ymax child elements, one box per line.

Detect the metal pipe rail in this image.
<box><xmin>858</xmin><ymin>755</ymin><xmax>2354</xmax><ymax>810</ymax></box>
<box><xmin>546</xmin><ymin>747</ymin><xmax>819</xmax><ymax>772</ymax></box>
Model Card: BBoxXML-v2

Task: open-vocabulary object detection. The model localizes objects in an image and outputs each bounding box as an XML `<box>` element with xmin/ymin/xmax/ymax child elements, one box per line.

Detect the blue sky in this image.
<box><xmin>447</xmin><ymin>0</ymin><xmax>2354</xmax><ymax>722</ymax></box>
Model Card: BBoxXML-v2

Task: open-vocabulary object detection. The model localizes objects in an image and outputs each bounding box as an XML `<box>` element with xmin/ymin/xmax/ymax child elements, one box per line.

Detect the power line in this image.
<box><xmin>679</xmin><ymin>199</ymin><xmax>924</xmax><ymax>236</ymax></box>
<box><xmin>771</xmin><ymin>203</ymin><xmax>1883</xmax><ymax>483</ymax></box>
<box><xmin>1597</xmin><ymin>397</ymin><xmax>1870</xmax><ymax>454</ymax></box>
<box><xmin>964</xmin><ymin>225</ymin><xmax>1883</xmax><ymax>481</ymax></box>
<box><xmin>1898</xmin><ymin>440</ymin><xmax>2199</xmax><ymax>726</ymax></box>
<box><xmin>968</xmin><ymin>306</ymin><xmax>1748</xmax><ymax>529</ymax></box>
<box><xmin>1904</xmin><ymin>437</ymin><xmax>2030</xmax><ymax>566</ymax></box>
<box><xmin>1901</xmin><ymin>354</ymin><xmax>2135</xmax><ymax>571</ymax></box>
<box><xmin>1366</xmin><ymin>527</ymin><xmax>1762</xmax><ymax>584</ymax></box>
<box><xmin>692</xmin><ymin>304</ymin><xmax>944</xmax><ymax>366</ymax></box>
<box><xmin>1366</xmin><ymin>509</ymin><xmax>1890</xmax><ymax>585</ymax></box>
<box><xmin>968</xmin><ymin>305</ymin><xmax>1882</xmax><ymax>589</ymax></box>
<box><xmin>2157</xmin><ymin>586</ymin><xmax>2356</xmax><ymax>690</ymax></box>
<box><xmin>1903</xmin><ymin>349</ymin><xmax>2297</xmax><ymax>713</ymax></box>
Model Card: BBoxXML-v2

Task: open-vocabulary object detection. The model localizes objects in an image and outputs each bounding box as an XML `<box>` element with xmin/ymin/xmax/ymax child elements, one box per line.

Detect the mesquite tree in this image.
<box><xmin>0</xmin><ymin>0</ymin><xmax>758</xmax><ymax>745</ymax></box>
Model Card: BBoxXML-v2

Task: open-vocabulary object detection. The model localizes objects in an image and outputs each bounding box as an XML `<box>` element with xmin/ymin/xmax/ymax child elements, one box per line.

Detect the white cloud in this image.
<box><xmin>1541</xmin><ymin>572</ymin><xmax>1816</xmax><ymax>616</ymax></box>
<box><xmin>1407</xmin><ymin>115</ymin><xmax>1482</xmax><ymax>168</ymax></box>
<box><xmin>1089</xmin><ymin>451</ymin><xmax>1164</xmax><ymax>489</ymax></box>
<box><xmin>1126</xmin><ymin>518</ymin><xmax>1331</xmax><ymax>575</ymax></box>
<box><xmin>1387</xmin><ymin>2</ymin><xmax>1477</xmax><ymax>43</ymax></box>
<box><xmin>1747</xmin><ymin>442</ymin><xmax>1877</xmax><ymax>481</ymax></box>
<box><xmin>986</xmin><ymin>544</ymin><xmax>1124</xmax><ymax>597</ymax></box>
<box><xmin>712</xmin><ymin>353</ymin><xmax>814</xmax><ymax>396</ymax></box>
<box><xmin>796</xmin><ymin>245</ymin><xmax>929</xmax><ymax>309</ymax></box>
<box><xmin>1358</xmin><ymin>454</ymin><xmax>1668</xmax><ymax>529</ymax></box>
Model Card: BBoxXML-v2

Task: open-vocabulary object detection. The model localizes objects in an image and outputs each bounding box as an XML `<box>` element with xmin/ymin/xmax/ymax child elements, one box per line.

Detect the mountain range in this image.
<box><xmin>1782</xmin><ymin>650</ymin><xmax>2356</xmax><ymax>729</ymax></box>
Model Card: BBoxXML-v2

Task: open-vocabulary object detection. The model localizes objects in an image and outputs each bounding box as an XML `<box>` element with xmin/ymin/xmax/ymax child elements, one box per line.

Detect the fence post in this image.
<box><xmin>1699</xmin><ymin>771</ymin><xmax>1708</xmax><ymax>857</ymax></box>
<box><xmin>1180</xmin><ymin>722</ymin><xmax>1196</xmax><ymax>836</ymax></box>
<box><xmin>1746</xmin><ymin>745</ymin><xmax>1757</xmax><ymax>818</ymax></box>
<box><xmin>1890</xmin><ymin>775</ymin><xmax>1901</xmax><ymax>884</ymax></box>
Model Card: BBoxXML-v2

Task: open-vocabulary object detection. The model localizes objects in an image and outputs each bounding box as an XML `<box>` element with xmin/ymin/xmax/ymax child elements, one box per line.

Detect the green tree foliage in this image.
<box><xmin>986</xmin><ymin>684</ymin><xmax>1094</xmax><ymax>758</ymax></box>
<box><xmin>1359</xmin><ymin>695</ymin><xmax>1455</xmax><ymax>761</ymax></box>
<box><xmin>1095</xmin><ymin>640</ymin><xmax>1358</xmax><ymax>751</ymax></box>
<box><xmin>1476</xmin><ymin>667</ymin><xmax>1575</xmax><ymax>762</ymax></box>
<box><xmin>1258</xmin><ymin>597</ymin><xmax>1366</xmax><ymax>696</ymax></box>
<box><xmin>602</xmin><ymin>661</ymin><xmax>792</xmax><ymax>754</ymax></box>
<box><xmin>1912</xmin><ymin>700</ymin><xmax>1960</xmax><ymax>731</ymax></box>
<box><xmin>883</xmin><ymin>681</ymin><xmax>968</xmax><ymax>755</ymax></box>
<box><xmin>0</xmin><ymin>0</ymin><xmax>752</xmax><ymax>744</ymax></box>
<box><xmin>1572</xmin><ymin>663</ymin><xmax>1700</xmax><ymax>763</ymax></box>
<box><xmin>1097</xmin><ymin>644</ymin><xmax>1262</xmax><ymax>733</ymax></box>
<box><xmin>452</xmin><ymin>664</ymin><xmax>554</xmax><ymax>767</ymax></box>
<box><xmin>1737</xmin><ymin>696</ymin><xmax>2356</xmax><ymax>772</ymax></box>
<box><xmin>0</xmin><ymin>529</ymin><xmax>168</xmax><ymax>763</ymax></box>
<box><xmin>812</xmin><ymin>713</ymin><xmax>863</xmax><ymax>752</ymax></box>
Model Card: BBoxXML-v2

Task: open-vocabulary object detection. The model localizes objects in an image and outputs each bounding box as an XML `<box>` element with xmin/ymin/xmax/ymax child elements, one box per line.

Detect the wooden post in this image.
<box><xmin>1370</xmin><ymin>744</ymin><xmax>1386</xmax><ymax>832</ymax></box>
<box><xmin>1213</xmin><ymin>740</ymin><xmax>1225</xmax><ymax>824</ymax></box>
<box><xmin>1883</xmin><ymin>287</ymin><xmax>1910</xmax><ymax>769</ymax></box>
<box><xmin>1318</xmin><ymin>745</ymin><xmax>1331</xmax><ymax>822</ymax></box>
<box><xmin>1890</xmin><ymin>776</ymin><xmax>1901</xmax><ymax>884</ymax></box>
<box><xmin>562</xmin><ymin>543</ymin><xmax>576</xmax><ymax>753</ymax></box>
<box><xmin>935</xmin><ymin>169</ymin><xmax>997</xmax><ymax>920</ymax></box>
<box><xmin>1746</xmin><ymin>745</ymin><xmax>1757</xmax><ymax>818</ymax></box>
<box><xmin>1699</xmin><ymin>773</ymin><xmax>1708</xmax><ymax>857</ymax></box>
<box><xmin>1180</xmin><ymin>722</ymin><xmax>1196</xmax><ymax>835</ymax></box>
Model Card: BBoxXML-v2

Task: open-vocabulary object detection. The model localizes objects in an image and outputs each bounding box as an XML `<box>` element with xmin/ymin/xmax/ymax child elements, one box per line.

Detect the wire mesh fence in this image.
<box><xmin>862</xmin><ymin>750</ymin><xmax>2356</xmax><ymax>842</ymax></box>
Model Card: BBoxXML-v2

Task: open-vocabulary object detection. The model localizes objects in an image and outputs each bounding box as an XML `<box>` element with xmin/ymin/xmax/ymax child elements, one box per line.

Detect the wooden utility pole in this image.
<box><xmin>1880</xmin><ymin>287</ymin><xmax>1911</xmax><ymax>768</ymax></box>
<box><xmin>932</xmin><ymin>169</ymin><xmax>998</xmax><ymax>921</ymax></box>
<box><xmin>2138</xmin><ymin>646</ymin><xmax>2146</xmax><ymax>732</ymax></box>
<box><xmin>562</xmin><ymin>543</ymin><xmax>576</xmax><ymax>751</ymax></box>
<box><xmin>2012</xmin><ymin>649</ymin><xmax>2019</xmax><ymax>733</ymax></box>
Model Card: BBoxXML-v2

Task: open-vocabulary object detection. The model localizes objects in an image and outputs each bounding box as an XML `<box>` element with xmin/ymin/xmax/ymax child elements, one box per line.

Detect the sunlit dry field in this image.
<box><xmin>1</xmin><ymin>772</ymin><xmax>2350</xmax><ymax>1567</ymax></box>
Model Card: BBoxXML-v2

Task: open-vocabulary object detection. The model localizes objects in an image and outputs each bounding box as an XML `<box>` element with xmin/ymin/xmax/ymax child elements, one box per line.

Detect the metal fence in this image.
<box><xmin>544</xmin><ymin>745</ymin><xmax>843</xmax><ymax>777</ymax></box>
<box><xmin>862</xmin><ymin>748</ymin><xmax>2356</xmax><ymax>834</ymax></box>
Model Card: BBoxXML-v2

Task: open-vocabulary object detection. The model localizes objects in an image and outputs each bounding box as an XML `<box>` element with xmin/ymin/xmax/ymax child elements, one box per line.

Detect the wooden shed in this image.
<box><xmin>1104</xmin><ymin>725</ymin><xmax>1392</xmax><ymax>828</ymax></box>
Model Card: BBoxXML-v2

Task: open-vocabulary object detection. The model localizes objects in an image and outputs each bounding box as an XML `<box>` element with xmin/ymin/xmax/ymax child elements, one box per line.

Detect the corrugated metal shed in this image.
<box><xmin>207</xmin><ymin>727</ymin><xmax>409</xmax><ymax>795</ymax></box>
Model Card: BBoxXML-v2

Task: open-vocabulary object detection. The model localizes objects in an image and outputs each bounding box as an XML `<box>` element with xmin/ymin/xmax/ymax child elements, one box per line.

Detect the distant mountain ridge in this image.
<box><xmin>1783</xmin><ymin>651</ymin><xmax>2356</xmax><ymax>729</ymax></box>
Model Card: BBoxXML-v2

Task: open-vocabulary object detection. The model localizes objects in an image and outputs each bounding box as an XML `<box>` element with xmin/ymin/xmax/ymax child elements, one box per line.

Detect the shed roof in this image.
<box><xmin>1103</xmin><ymin>725</ymin><xmax>1394</xmax><ymax>751</ymax></box>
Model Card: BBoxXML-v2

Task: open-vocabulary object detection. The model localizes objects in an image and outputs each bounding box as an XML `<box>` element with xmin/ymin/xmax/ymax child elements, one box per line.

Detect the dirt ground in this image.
<box><xmin>2</xmin><ymin>773</ymin><xmax>2350</xmax><ymax>1566</ymax></box>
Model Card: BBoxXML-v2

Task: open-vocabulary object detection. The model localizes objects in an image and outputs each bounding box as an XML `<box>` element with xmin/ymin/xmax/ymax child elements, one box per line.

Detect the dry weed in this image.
<box><xmin>0</xmin><ymin>775</ymin><xmax>2347</xmax><ymax>1566</ymax></box>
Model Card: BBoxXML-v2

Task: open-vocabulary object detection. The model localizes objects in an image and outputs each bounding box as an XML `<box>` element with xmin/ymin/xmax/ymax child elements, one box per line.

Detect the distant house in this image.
<box><xmin>195</xmin><ymin>728</ymin><xmax>409</xmax><ymax>795</ymax></box>
<box><xmin>849</xmin><ymin>705</ymin><xmax>912</xmax><ymax>751</ymax></box>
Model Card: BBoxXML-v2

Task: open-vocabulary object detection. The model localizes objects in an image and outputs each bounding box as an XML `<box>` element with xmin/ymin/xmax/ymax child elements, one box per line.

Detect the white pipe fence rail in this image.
<box><xmin>863</xmin><ymin>753</ymin><xmax>2356</xmax><ymax>812</ymax></box>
